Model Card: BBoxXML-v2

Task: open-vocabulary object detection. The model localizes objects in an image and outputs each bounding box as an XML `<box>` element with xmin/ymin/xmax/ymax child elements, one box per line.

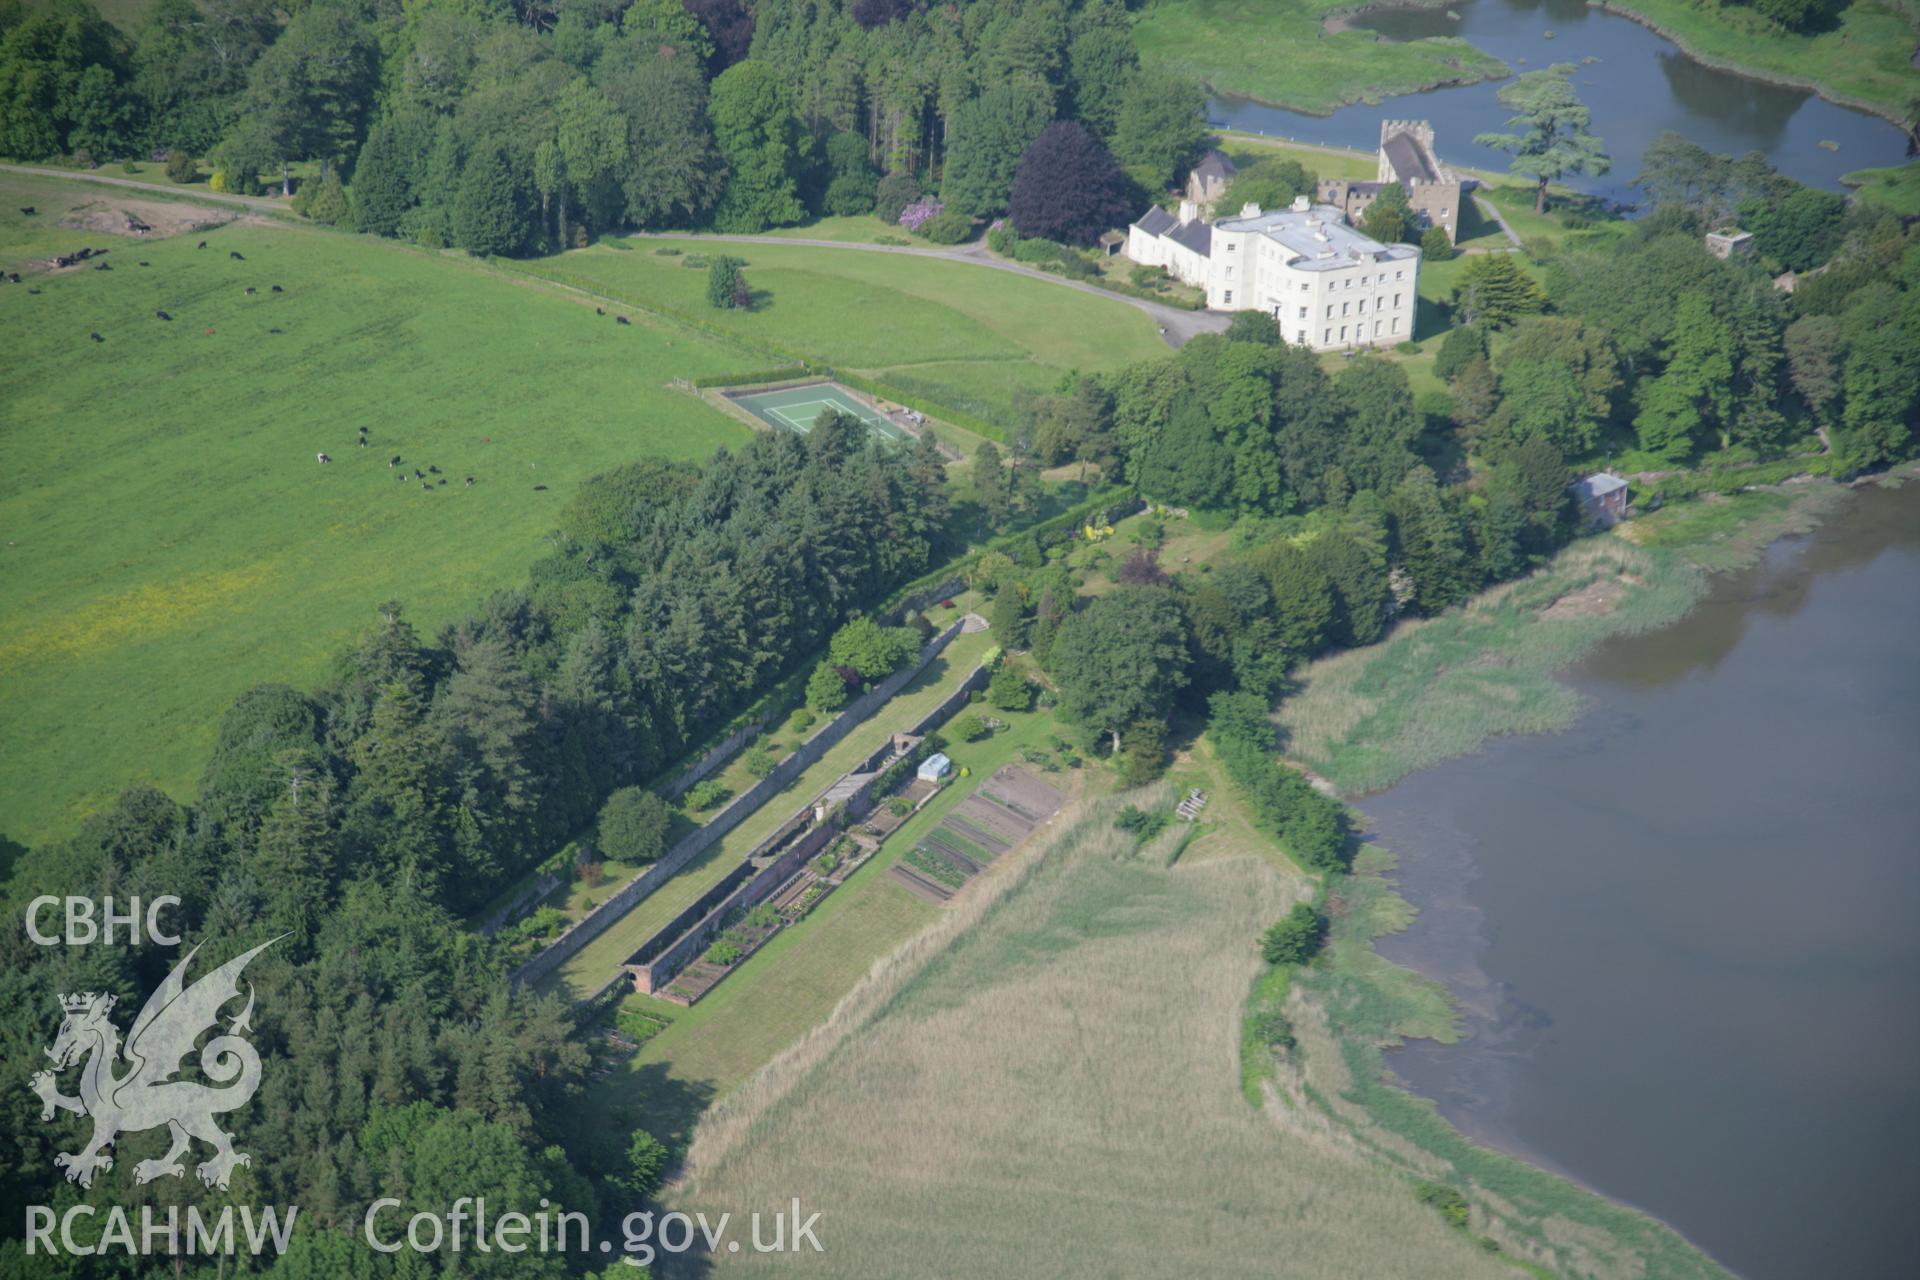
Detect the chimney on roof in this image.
<box><xmin>1178</xmin><ymin>199</ymin><xmax>1198</xmax><ymax>223</ymax></box>
<box><xmin>1240</xmin><ymin>202</ymin><xmax>1262</xmax><ymax>219</ymax></box>
<box><xmin>1291</xmin><ymin>194</ymin><xmax>1310</xmax><ymax>213</ymax></box>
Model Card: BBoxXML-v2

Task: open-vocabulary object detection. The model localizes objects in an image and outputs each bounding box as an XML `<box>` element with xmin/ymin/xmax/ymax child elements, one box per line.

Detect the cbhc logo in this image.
<box><xmin>26</xmin><ymin>897</ymin><xmax>181</xmax><ymax>946</ymax></box>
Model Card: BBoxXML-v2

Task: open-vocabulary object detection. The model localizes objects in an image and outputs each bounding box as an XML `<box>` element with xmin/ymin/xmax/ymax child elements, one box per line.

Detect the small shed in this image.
<box><xmin>1571</xmin><ymin>473</ymin><xmax>1629</xmax><ymax>528</ymax></box>
<box><xmin>916</xmin><ymin>752</ymin><xmax>953</xmax><ymax>783</ymax></box>
<box><xmin>1097</xmin><ymin>229</ymin><xmax>1126</xmax><ymax>257</ymax></box>
<box><xmin>1704</xmin><ymin>229</ymin><xmax>1754</xmax><ymax>260</ymax></box>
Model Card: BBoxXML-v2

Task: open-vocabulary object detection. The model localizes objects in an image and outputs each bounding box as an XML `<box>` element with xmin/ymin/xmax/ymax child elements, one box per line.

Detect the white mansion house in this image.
<box><xmin>1127</xmin><ymin>194</ymin><xmax>1420</xmax><ymax>352</ymax></box>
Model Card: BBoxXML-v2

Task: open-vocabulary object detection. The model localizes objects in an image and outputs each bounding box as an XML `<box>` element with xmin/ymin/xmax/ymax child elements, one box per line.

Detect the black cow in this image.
<box><xmin>427</xmin><ymin>465</ymin><xmax>439</xmax><ymax>475</ymax></box>
<box><xmin>421</xmin><ymin>482</ymin><xmax>433</xmax><ymax>491</ymax></box>
<box><xmin>90</xmin><ymin>332</ymin><xmax>103</xmax><ymax>343</ymax></box>
<box><xmin>317</xmin><ymin>453</ymin><xmax>331</xmax><ymax>464</ymax></box>
<box><xmin>19</xmin><ymin>207</ymin><xmax>34</xmax><ymax>215</ymax></box>
<box><xmin>271</xmin><ymin>285</ymin><xmax>283</xmax><ymax>293</ymax></box>
<box><xmin>390</xmin><ymin>456</ymin><xmax>402</xmax><ymax>467</ymax></box>
<box><xmin>244</xmin><ymin>287</ymin><xmax>256</xmax><ymax>295</ymax></box>
<box><xmin>94</xmin><ymin>262</ymin><xmax>111</xmax><ymax>271</ymax></box>
<box><xmin>229</xmin><ymin>251</ymin><xmax>244</xmax><ymax>261</ymax></box>
<box><xmin>268</xmin><ymin>327</ymin><xmax>283</xmax><ymax>334</ymax></box>
<box><xmin>138</xmin><ymin>261</ymin><xmax>150</xmax><ymax>267</ymax></box>
<box><xmin>413</xmin><ymin>469</ymin><xmax>423</xmax><ymax>479</ymax></box>
<box><xmin>465</xmin><ymin>476</ymin><xmax>476</xmax><ymax>487</ymax></box>
<box><xmin>596</xmin><ymin>307</ymin><xmax>605</xmax><ymax>316</ymax></box>
<box><xmin>197</xmin><ymin>241</ymin><xmax>207</xmax><ymax>249</ymax></box>
<box><xmin>155</xmin><ymin>310</ymin><xmax>172</xmax><ymax>321</ymax></box>
<box><xmin>533</xmin><ymin>484</ymin><xmax>548</xmax><ymax>491</ymax></box>
<box><xmin>437</xmin><ymin>478</ymin><xmax>446</xmax><ymax>486</ymax></box>
<box><xmin>615</xmin><ymin>315</ymin><xmax>630</xmax><ymax>325</ymax></box>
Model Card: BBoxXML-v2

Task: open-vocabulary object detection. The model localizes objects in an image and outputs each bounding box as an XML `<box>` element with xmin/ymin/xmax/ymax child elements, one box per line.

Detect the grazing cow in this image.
<box><xmin>27</xmin><ymin>287</ymin><xmax>40</xmax><ymax>295</ymax></box>
<box><xmin>465</xmin><ymin>476</ymin><xmax>475</xmax><ymax>487</ymax></box>
<box><xmin>94</xmin><ymin>262</ymin><xmax>111</xmax><ymax>271</ymax></box>
<box><xmin>427</xmin><ymin>464</ymin><xmax>439</xmax><ymax>474</ymax></box>
<box><xmin>90</xmin><ymin>332</ymin><xmax>103</xmax><ymax>343</ymax></box>
<box><xmin>357</xmin><ymin>438</ymin><xmax>368</xmax><ymax>447</ymax></box>
<box><xmin>268</xmin><ymin>327</ymin><xmax>283</xmax><ymax>334</ymax></box>
<box><xmin>244</xmin><ymin>287</ymin><xmax>256</xmax><ymax>295</ymax></box>
<box><xmin>437</xmin><ymin>478</ymin><xmax>446</xmax><ymax>486</ymax></box>
<box><xmin>596</xmin><ymin>307</ymin><xmax>605</xmax><ymax>316</ymax></box>
<box><xmin>358</xmin><ymin>425</ymin><xmax>368</xmax><ymax>434</ymax></box>
<box><xmin>138</xmin><ymin>261</ymin><xmax>149</xmax><ymax>267</ymax></box>
<box><xmin>271</xmin><ymin>285</ymin><xmax>283</xmax><ymax>293</ymax></box>
<box><xmin>19</xmin><ymin>207</ymin><xmax>34</xmax><ymax>215</ymax></box>
<box><xmin>615</xmin><ymin>315</ymin><xmax>630</xmax><ymax>325</ymax></box>
<box><xmin>197</xmin><ymin>241</ymin><xmax>207</xmax><ymax>249</ymax></box>
<box><xmin>229</xmin><ymin>251</ymin><xmax>244</xmax><ymax>261</ymax></box>
<box><xmin>413</xmin><ymin>469</ymin><xmax>423</xmax><ymax>479</ymax></box>
<box><xmin>389</xmin><ymin>456</ymin><xmax>401</xmax><ymax>467</ymax></box>
<box><xmin>155</xmin><ymin>310</ymin><xmax>171</xmax><ymax>321</ymax></box>
<box><xmin>533</xmin><ymin>484</ymin><xmax>548</xmax><ymax>491</ymax></box>
<box><xmin>7</xmin><ymin>272</ymin><xmax>17</xmax><ymax>282</ymax></box>
<box><xmin>421</xmin><ymin>482</ymin><xmax>432</xmax><ymax>491</ymax></box>
<box><xmin>317</xmin><ymin>453</ymin><xmax>331</xmax><ymax>463</ymax></box>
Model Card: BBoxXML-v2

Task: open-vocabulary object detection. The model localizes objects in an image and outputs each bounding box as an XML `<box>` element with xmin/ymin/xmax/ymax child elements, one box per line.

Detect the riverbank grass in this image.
<box><xmin>1597</xmin><ymin>0</ymin><xmax>1920</xmax><ymax>123</ymax></box>
<box><xmin>1285</xmin><ymin>843</ymin><xmax>1733</xmax><ymax>1278</ymax></box>
<box><xmin>1133</xmin><ymin>0</ymin><xmax>1508</xmax><ymax>115</ymax></box>
<box><xmin>1279</xmin><ymin>484</ymin><xmax>1855</xmax><ymax>796</ymax></box>
<box><xmin>1843</xmin><ymin>160</ymin><xmax>1920</xmax><ymax>218</ymax></box>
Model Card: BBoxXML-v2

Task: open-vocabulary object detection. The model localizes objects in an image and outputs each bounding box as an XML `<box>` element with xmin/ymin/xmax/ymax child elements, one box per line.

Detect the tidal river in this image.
<box><xmin>1359</xmin><ymin>484</ymin><xmax>1920</xmax><ymax>1279</ymax></box>
<box><xmin>1210</xmin><ymin>0</ymin><xmax>1911</xmax><ymax>202</ymax></box>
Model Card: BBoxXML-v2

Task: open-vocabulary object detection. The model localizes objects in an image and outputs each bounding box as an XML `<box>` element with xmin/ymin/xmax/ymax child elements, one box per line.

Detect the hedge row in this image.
<box><xmin>691</xmin><ymin>365</ymin><xmax>811</xmax><ymax>389</ymax></box>
<box><xmin>822</xmin><ymin>367</ymin><xmax>1007</xmax><ymax>442</ymax></box>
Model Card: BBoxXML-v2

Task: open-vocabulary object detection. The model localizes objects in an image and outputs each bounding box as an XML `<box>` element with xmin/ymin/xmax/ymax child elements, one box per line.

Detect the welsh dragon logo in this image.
<box><xmin>30</xmin><ymin>938</ymin><xmax>277</xmax><ymax>1191</ymax></box>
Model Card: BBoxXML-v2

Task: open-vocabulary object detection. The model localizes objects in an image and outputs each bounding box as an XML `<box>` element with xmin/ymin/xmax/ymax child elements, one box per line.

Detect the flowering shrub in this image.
<box><xmin>898</xmin><ymin>197</ymin><xmax>944</xmax><ymax>232</ymax></box>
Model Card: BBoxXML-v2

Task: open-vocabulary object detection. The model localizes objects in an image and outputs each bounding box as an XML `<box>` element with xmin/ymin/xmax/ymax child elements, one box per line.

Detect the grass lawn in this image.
<box><xmin>1844</xmin><ymin>159</ymin><xmax>1920</xmax><ymax>217</ymax></box>
<box><xmin>1600</xmin><ymin>0</ymin><xmax>1920</xmax><ymax>122</ymax></box>
<box><xmin>751</xmin><ymin>214</ymin><xmax>914</xmax><ymax>245</ymax></box>
<box><xmin>516</xmin><ymin>234</ymin><xmax>1172</xmax><ymax>426</ymax></box>
<box><xmin>535</xmin><ymin>624</ymin><xmax>999</xmax><ymax>1000</ymax></box>
<box><xmin>1133</xmin><ymin>0</ymin><xmax>1508</xmax><ymax>114</ymax></box>
<box><xmin>1218</xmin><ymin>135</ymin><xmax>1379</xmax><ymax>182</ymax></box>
<box><xmin>0</xmin><ymin>171</ymin><xmax>761</xmax><ymax>847</ymax></box>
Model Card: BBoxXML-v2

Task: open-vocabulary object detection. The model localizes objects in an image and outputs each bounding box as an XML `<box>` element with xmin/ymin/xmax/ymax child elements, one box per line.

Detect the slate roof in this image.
<box><xmin>1382</xmin><ymin>130</ymin><xmax>1438</xmax><ymax>186</ymax></box>
<box><xmin>1168</xmin><ymin>219</ymin><xmax>1213</xmax><ymax>257</ymax></box>
<box><xmin>1213</xmin><ymin>203</ymin><xmax>1416</xmax><ymax>271</ymax></box>
<box><xmin>1134</xmin><ymin>205</ymin><xmax>1176</xmax><ymax>236</ymax></box>
<box><xmin>1192</xmin><ymin>149</ymin><xmax>1237</xmax><ymax>184</ymax></box>
<box><xmin>1573</xmin><ymin>473</ymin><xmax>1629</xmax><ymax>499</ymax></box>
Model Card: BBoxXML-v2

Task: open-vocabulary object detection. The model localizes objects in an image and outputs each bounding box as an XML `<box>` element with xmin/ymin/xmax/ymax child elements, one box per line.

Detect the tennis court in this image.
<box><xmin>723</xmin><ymin>381</ymin><xmax>913</xmax><ymax>444</ymax></box>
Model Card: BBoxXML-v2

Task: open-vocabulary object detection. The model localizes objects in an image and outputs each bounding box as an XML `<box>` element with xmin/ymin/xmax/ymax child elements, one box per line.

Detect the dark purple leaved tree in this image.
<box><xmin>1008</xmin><ymin>122</ymin><xmax>1135</xmax><ymax>247</ymax></box>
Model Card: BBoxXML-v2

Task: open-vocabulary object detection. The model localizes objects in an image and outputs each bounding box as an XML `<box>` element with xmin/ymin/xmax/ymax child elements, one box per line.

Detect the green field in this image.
<box><xmin>1133</xmin><ymin>0</ymin><xmax>1508</xmax><ymax>114</ymax></box>
<box><xmin>0</xmin><ymin>171</ymin><xmax>763</xmax><ymax>846</ymax></box>
<box><xmin>517</xmin><ymin>236</ymin><xmax>1172</xmax><ymax>426</ymax></box>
